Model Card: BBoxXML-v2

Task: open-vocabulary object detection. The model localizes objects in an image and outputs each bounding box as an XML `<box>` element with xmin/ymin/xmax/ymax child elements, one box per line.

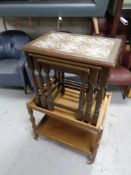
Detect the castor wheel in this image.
<box><xmin>87</xmin><ymin>154</ymin><xmax>94</xmax><ymax>164</ymax></box>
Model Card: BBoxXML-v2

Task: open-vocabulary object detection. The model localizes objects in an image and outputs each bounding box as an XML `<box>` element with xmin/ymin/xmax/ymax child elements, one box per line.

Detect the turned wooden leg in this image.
<box><xmin>60</xmin><ymin>71</ymin><xmax>65</xmax><ymax>94</ymax></box>
<box><xmin>84</xmin><ymin>69</ymin><xmax>99</xmax><ymax>123</ymax></box>
<box><xmin>57</xmin><ymin>70</ymin><xmax>61</xmax><ymax>88</ymax></box>
<box><xmin>32</xmin><ymin>71</ymin><xmax>40</xmax><ymax>105</ymax></box>
<box><xmin>77</xmin><ymin>72</ymin><xmax>87</xmax><ymax>120</ymax></box>
<box><xmin>92</xmin><ymin>89</ymin><xmax>104</xmax><ymax>125</ymax></box>
<box><xmin>44</xmin><ymin>65</ymin><xmax>54</xmax><ymax>110</ymax></box>
<box><xmin>54</xmin><ymin>70</ymin><xmax>58</xmax><ymax>84</ymax></box>
<box><xmin>84</xmin><ymin>84</ymin><xmax>94</xmax><ymax>122</ymax></box>
<box><xmin>92</xmin><ymin>17</ymin><xmax>99</xmax><ymax>35</ymax></box>
<box><xmin>26</xmin><ymin>55</ymin><xmax>40</xmax><ymax>105</ymax></box>
<box><xmin>30</xmin><ymin>57</ymin><xmax>40</xmax><ymax>105</ymax></box>
<box><xmin>36</xmin><ymin>61</ymin><xmax>46</xmax><ymax>108</ymax></box>
<box><xmin>27</xmin><ymin>106</ymin><xmax>38</xmax><ymax>140</ymax></box>
<box><xmin>92</xmin><ymin>68</ymin><xmax>109</xmax><ymax>125</ymax></box>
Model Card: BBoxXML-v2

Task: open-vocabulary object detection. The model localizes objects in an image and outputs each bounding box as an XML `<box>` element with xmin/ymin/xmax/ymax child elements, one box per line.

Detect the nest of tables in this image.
<box><xmin>23</xmin><ymin>32</ymin><xmax>121</xmax><ymax>163</ymax></box>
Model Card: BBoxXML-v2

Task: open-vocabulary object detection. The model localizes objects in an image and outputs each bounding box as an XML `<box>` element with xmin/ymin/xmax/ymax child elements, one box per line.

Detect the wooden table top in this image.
<box><xmin>23</xmin><ymin>32</ymin><xmax>122</xmax><ymax>67</ymax></box>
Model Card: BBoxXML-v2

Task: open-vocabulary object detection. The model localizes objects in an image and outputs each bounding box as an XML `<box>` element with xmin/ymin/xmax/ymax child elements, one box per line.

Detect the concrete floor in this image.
<box><xmin>0</xmin><ymin>87</ymin><xmax>131</xmax><ymax>175</ymax></box>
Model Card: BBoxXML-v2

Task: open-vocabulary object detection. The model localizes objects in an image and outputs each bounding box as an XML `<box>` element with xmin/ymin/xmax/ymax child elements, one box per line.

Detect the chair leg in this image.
<box><xmin>120</xmin><ymin>86</ymin><xmax>129</xmax><ymax>99</ymax></box>
<box><xmin>24</xmin><ymin>85</ymin><xmax>34</xmax><ymax>94</ymax></box>
<box><xmin>24</xmin><ymin>85</ymin><xmax>27</xmax><ymax>94</ymax></box>
<box><xmin>29</xmin><ymin>85</ymin><xmax>34</xmax><ymax>92</ymax></box>
<box><xmin>28</xmin><ymin>80</ymin><xmax>34</xmax><ymax>92</ymax></box>
<box><xmin>123</xmin><ymin>86</ymin><xmax>129</xmax><ymax>99</ymax></box>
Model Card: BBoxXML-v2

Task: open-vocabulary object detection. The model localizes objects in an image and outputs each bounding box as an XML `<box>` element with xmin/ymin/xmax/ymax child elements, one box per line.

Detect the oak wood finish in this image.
<box><xmin>27</xmin><ymin>90</ymin><xmax>111</xmax><ymax>163</ymax></box>
<box><xmin>23</xmin><ymin>32</ymin><xmax>121</xmax><ymax>67</ymax></box>
<box><xmin>43</xmin><ymin>65</ymin><xmax>54</xmax><ymax>110</ymax></box>
<box><xmin>128</xmin><ymin>89</ymin><xmax>131</xmax><ymax>98</ymax></box>
<box><xmin>27</xmin><ymin>89</ymin><xmax>111</xmax><ymax>131</ymax></box>
<box><xmin>27</xmin><ymin>55</ymin><xmax>40</xmax><ymax>105</ymax></box>
<box><xmin>27</xmin><ymin>106</ymin><xmax>38</xmax><ymax>140</ymax></box>
<box><xmin>24</xmin><ymin>32</ymin><xmax>120</xmax><ymax>163</ymax></box>
<box><xmin>34</xmin><ymin>59</ymin><xmax>46</xmax><ymax>108</ymax></box>
<box><xmin>77</xmin><ymin>71</ymin><xmax>87</xmax><ymax>120</ymax></box>
<box><xmin>92</xmin><ymin>68</ymin><xmax>110</xmax><ymax>125</ymax></box>
<box><xmin>92</xmin><ymin>17</ymin><xmax>99</xmax><ymax>35</ymax></box>
<box><xmin>84</xmin><ymin>69</ymin><xmax>99</xmax><ymax>122</ymax></box>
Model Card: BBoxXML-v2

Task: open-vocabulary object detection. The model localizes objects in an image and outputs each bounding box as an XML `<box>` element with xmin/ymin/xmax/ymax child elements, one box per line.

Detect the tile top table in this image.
<box><xmin>23</xmin><ymin>32</ymin><xmax>122</xmax><ymax>124</ymax></box>
<box><xmin>23</xmin><ymin>32</ymin><xmax>122</xmax><ymax>67</ymax></box>
<box><xmin>23</xmin><ymin>32</ymin><xmax>122</xmax><ymax>123</ymax></box>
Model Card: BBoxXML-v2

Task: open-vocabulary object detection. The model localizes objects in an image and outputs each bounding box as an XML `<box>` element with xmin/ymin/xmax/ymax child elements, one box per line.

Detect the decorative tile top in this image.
<box><xmin>32</xmin><ymin>33</ymin><xmax>115</xmax><ymax>59</ymax></box>
<box><xmin>23</xmin><ymin>32</ymin><xmax>121</xmax><ymax>67</ymax></box>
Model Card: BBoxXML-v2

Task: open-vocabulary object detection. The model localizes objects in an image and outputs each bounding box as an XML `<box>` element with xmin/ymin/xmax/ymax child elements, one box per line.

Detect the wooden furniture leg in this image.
<box><xmin>60</xmin><ymin>71</ymin><xmax>65</xmax><ymax>94</ymax></box>
<box><xmin>87</xmin><ymin>129</ymin><xmax>103</xmax><ymax>163</ymax></box>
<box><xmin>27</xmin><ymin>55</ymin><xmax>40</xmax><ymax>105</ymax></box>
<box><xmin>110</xmin><ymin>0</ymin><xmax>124</xmax><ymax>37</ymax></box>
<box><xmin>84</xmin><ymin>69</ymin><xmax>99</xmax><ymax>122</ymax></box>
<box><xmin>92</xmin><ymin>68</ymin><xmax>109</xmax><ymax>125</ymax></box>
<box><xmin>57</xmin><ymin>70</ymin><xmax>61</xmax><ymax>88</ymax></box>
<box><xmin>128</xmin><ymin>88</ymin><xmax>131</xmax><ymax>98</ymax></box>
<box><xmin>37</xmin><ymin>63</ymin><xmax>47</xmax><ymax>108</ymax></box>
<box><xmin>54</xmin><ymin>70</ymin><xmax>58</xmax><ymax>84</ymax></box>
<box><xmin>27</xmin><ymin>105</ymin><xmax>38</xmax><ymax>140</ymax></box>
<box><xmin>92</xmin><ymin>17</ymin><xmax>99</xmax><ymax>35</ymax></box>
<box><xmin>43</xmin><ymin>65</ymin><xmax>54</xmax><ymax>110</ymax></box>
<box><xmin>77</xmin><ymin>72</ymin><xmax>87</xmax><ymax>120</ymax></box>
<box><xmin>34</xmin><ymin>60</ymin><xmax>46</xmax><ymax>108</ymax></box>
<box><xmin>120</xmin><ymin>85</ymin><xmax>129</xmax><ymax>99</ymax></box>
<box><xmin>57</xmin><ymin>70</ymin><xmax>65</xmax><ymax>94</ymax></box>
<box><xmin>28</xmin><ymin>17</ymin><xmax>32</xmax><ymax>26</ymax></box>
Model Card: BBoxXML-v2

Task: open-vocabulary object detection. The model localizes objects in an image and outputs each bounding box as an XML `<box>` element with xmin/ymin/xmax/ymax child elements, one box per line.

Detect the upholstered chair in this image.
<box><xmin>92</xmin><ymin>17</ymin><xmax>131</xmax><ymax>98</ymax></box>
<box><xmin>0</xmin><ymin>30</ymin><xmax>31</xmax><ymax>93</ymax></box>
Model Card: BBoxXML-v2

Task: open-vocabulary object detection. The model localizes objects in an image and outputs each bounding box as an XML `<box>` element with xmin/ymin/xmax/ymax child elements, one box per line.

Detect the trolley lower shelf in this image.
<box><xmin>27</xmin><ymin>92</ymin><xmax>111</xmax><ymax>163</ymax></box>
<box><xmin>36</xmin><ymin>116</ymin><xmax>96</xmax><ymax>155</ymax></box>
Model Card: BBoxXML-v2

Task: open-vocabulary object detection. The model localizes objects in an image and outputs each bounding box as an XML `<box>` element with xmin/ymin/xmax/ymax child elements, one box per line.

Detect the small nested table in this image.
<box><xmin>23</xmin><ymin>32</ymin><xmax>121</xmax><ymax>163</ymax></box>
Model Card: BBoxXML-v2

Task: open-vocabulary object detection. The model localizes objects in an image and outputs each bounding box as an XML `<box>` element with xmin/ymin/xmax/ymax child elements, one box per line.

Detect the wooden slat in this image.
<box><xmin>36</xmin><ymin>116</ymin><xmax>96</xmax><ymax>154</ymax></box>
<box><xmin>27</xmin><ymin>89</ymin><xmax>111</xmax><ymax>132</ymax></box>
<box><xmin>96</xmin><ymin>93</ymin><xmax>112</xmax><ymax>129</ymax></box>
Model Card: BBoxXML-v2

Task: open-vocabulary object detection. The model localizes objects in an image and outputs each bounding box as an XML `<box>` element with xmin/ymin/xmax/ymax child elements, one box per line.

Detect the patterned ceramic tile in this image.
<box><xmin>32</xmin><ymin>33</ymin><xmax>115</xmax><ymax>59</ymax></box>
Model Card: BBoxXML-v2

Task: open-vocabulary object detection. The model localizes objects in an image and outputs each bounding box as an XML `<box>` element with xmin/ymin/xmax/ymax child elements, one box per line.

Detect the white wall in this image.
<box><xmin>0</xmin><ymin>17</ymin><xmax>91</xmax><ymax>38</ymax></box>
